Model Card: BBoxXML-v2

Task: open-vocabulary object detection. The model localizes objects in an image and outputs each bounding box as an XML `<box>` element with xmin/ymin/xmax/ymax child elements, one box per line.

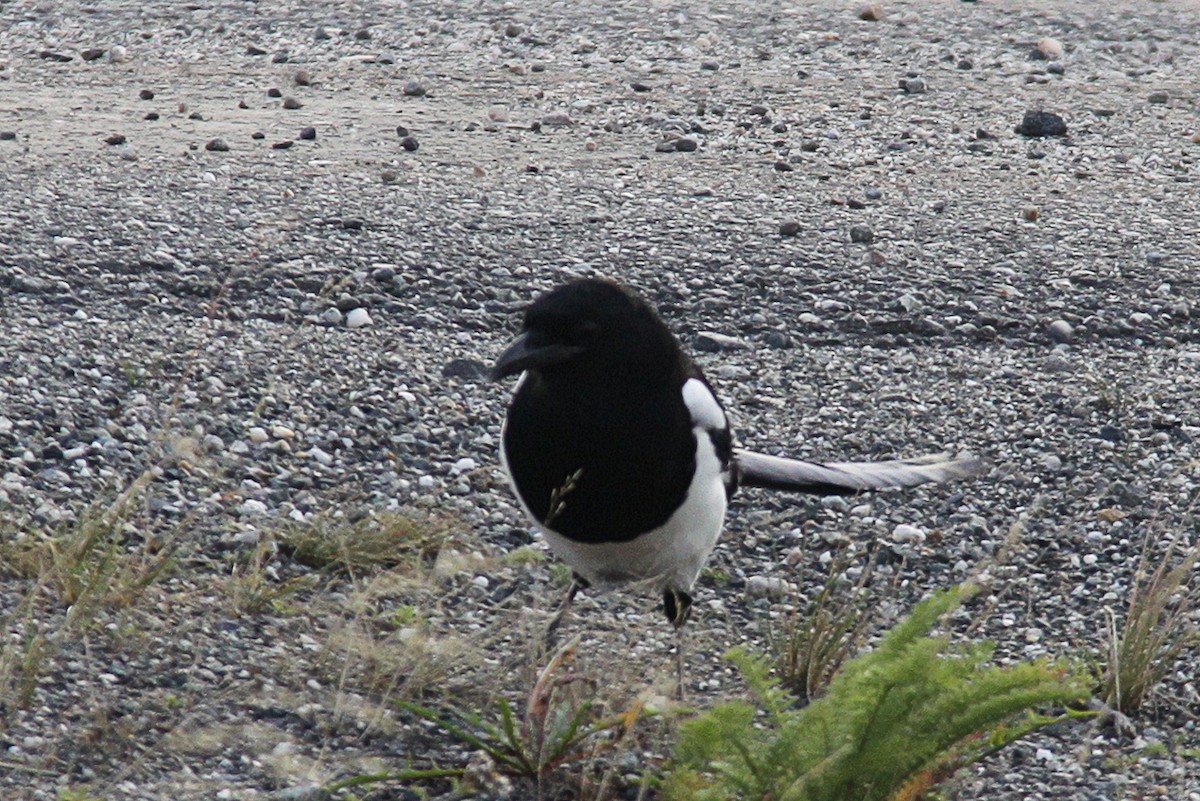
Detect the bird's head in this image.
<box><xmin>491</xmin><ymin>278</ymin><xmax>677</xmax><ymax>381</ymax></box>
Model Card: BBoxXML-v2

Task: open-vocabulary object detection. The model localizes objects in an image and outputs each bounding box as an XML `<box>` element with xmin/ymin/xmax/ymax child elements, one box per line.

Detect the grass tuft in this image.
<box><xmin>1100</xmin><ymin>526</ymin><xmax>1199</xmax><ymax>714</ymax></box>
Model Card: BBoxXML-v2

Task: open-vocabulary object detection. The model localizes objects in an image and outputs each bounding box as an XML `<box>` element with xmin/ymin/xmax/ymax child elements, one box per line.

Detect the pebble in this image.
<box><xmin>899</xmin><ymin>77</ymin><xmax>927</xmax><ymax>94</ymax></box>
<box><xmin>0</xmin><ymin>131</ymin><xmax>16</xmax><ymax>141</ymax></box>
<box><xmin>345</xmin><ymin>308</ymin><xmax>373</xmax><ymax>328</ymax></box>
<box><xmin>403</xmin><ymin>80</ymin><xmax>427</xmax><ymax>97</ymax></box>
<box><xmin>693</xmin><ymin>331</ymin><xmax>748</xmax><ymax>352</ymax></box>
<box><xmin>1022</xmin><ymin>206</ymin><xmax>1040</xmax><ymax>222</ymax></box>
<box><xmin>779</xmin><ymin>220</ymin><xmax>801</xmax><ymax>237</ymax></box>
<box><xmin>858</xmin><ymin>3</ymin><xmax>885</xmax><ymax>21</ymax></box>
<box><xmin>849</xmin><ymin>225</ymin><xmax>874</xmax><ymax>244</ymax></box>
<box><xmin>81</xmin><ymin>47</ymin><xmax>106</xmax><ymax>61</ymax></box>
<box><xmin>745</xmin><ymin>575</ymin><xmax>789</xmax><ymax>600</ymax></box>
<box><xmin>891</xmin><ymin>524</ymin><xmax>926</xmax><ymax>544</ymax></box>
<box><xmin>540</xmin><ymin>112</ymin><xmax>573</xmax><ymax>127</ymax></box>
<box><xmin>282</xmin><ymin>96</ymin><xmax>303</xmax><ymax>110</ymax></box>
<box><xmin>248</xmin><ymin>427</ymin><xmax>270</xmax><ymax>444</ymax></box>
<box><xmin>320</xmin><ymin>308</ymin><xmax>343</xmax><ymax>325</ymax></box>
<box><xmin>205</xmin><ymin>138</ymin><xmax>230</xmax><ymax>152</ymax></box>
<box><xmin>139</xmin><ymin>89</ymin><xmax>155</xmax><ymax>100</ymax></box>
<box><xmin>1033</xmin><ymin>37</ymin><xmax>1064</xmax><ymax>60</ymax></box>
<box><xmin>299</xmin><ymin>127</ymin><xmax>316</xmax><ymax>140</ymax></box>
<box><xmin>294</xmin><ymin>70</ymin><xmax>313</xmax><ymax>86</ymax></box>
<box><xmin>109</xmin><ymin>45</ymin><xmax>128</xmax><ymax>63</ymax></box>
<box><xmin>400</xmin><ymin>136</ymin><xmax>419</xmax><ymax>152</ymax></box>
<box><xmin>1147</xmin><ymin>91</ymin><xmax>1169</xmax><ymax>105</ymax></box>
<box><xmin>1015</xmin><ymin>110</ymin><xmax>1067</xmax><ymax>137</ymax></box>
<box><xmin>1047</xmin><ymin>319</ymin><xmax>1074</xmax><ymax>343</ymax></box>
<box><xmin>271</xmin><ymin>425</ymin><xmax>295</xmax><ymax>440</ymax></box>
<box><xmin>272</xmin><ymin>140</ymin><xmax>294</xmax><ymax>150</ymax></box>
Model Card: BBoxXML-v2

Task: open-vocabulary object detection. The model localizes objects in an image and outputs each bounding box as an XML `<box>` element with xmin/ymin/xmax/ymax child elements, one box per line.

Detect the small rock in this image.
<box><xmin>39</xmin><ymin>50</ymin><xmax>73</xmax><ymax>63</ymax></box>
<box><xmin>294</xmin><ymin>70</ymin><xmax>313</xmax><ymax>86</ymax></box>
<box><xmin>400</xmin><ymin>136</ymin><xmax>419</xmax><ymax>152</ymax></box>
<box><xmin>205</xmin><ymin>138</ymin><xmax>229</xmax><ymax>152</ymax></box>
<box><xmin>403</xmin><ymin>80</ymin><xmax>427</xmax><ymax>97</ymax></box>
<box><xmin>248</xmin><ymin>427</ymin><xmax>270</xmax><ymax>444</ymax></box>
<box><xmin>858</xmin><ymin>3</ymin><xmax>884</xmax><ymax>21</ymax></box>
<box><xmin>272</xmin><ymin>140</ymin><xmax>294</xmax><ymax>150</ymax></box>
<box><xmin>694</xmin><ymin>331</ymin><xmax>748</xmax><ymax>352</ymax></box>
<box><xmin>849</xmin><ymin>225</ymin><xmax>874</xmax><ymax>244</ymax></box>
<box><xmin>251</xmin><ymin>131</ymin><xmax>265</xmax><ymax>139</ymax></box>
<box><xmin>0</xmin><ymin>131</ymin><xmax>16</xmax><ymax>141</ymax></box>
<box><xmin>298</xmin><ymin>127</ymin><xmax>316</xmax><ymax>140</ymax></box>
<box><xmin>1015</xmin><ymin>110</ymin><xmax>1067</xmax><ymax>137</ymax></box>
<box><xmin>268</xmin><ymin>87</ymin><xmax>283</xmax><ymax>98</ymax></box>
<box><xmin>891</xmin><ymin>524</ymin><xmax>926</xmax><ymax>544</ymax></box>
<box><xmin>282</xmin><ymin>96</ymin><xmax>303</xmax><ymax>110</ymax></box>
<box><xmin>81</xmin><ymin>47</ymin><xmax>106</xmax><ymax>61</ymax></box>
<box><xmin>540</xmin><ymin>112</ymin><xmax>573</xmax><ymax>127</ymax></box>
<box><xmin>673</xmin><ymin>137</ymin><xmax>698</xmax><ymax>152</ymax></box>
<box><xmin>139</xmin><ymin>89</ymin><xmax>155</xmax><ymax>100</ymax></box>
<box><xmin>1147</xmin><ymin>91</ymin><xmax>1169</xmax><ymax>105</ymax></box>
<box><xmin>320</xmin><ymin>308</ymin><xmax>343</xmax><ymax>325</ymax></box>
<box><xmin>1022</xmin><ymin>206</ymin><xmax>1040</xmax><ymax>222</ymax></box>
<box><xmin>104</xmin><ymin>134</ymin><xmax>126</xmax><ymax>146</ymax></box>
<box><xmin>271</xmin><ymin>425</ymin><xmax>295</xmax><ymax>440</ymax></box>
<box><xmin>1047</xmin><ymin>319</ymin><xmax>1074</xmax><ymax>343</ymax></box>
<box><xmin>700</xmin><ymin>60</ymin><xmax>720</xmax><ymax>71</ymax></box>
<box><xmin>381</xmin><ymin>170</ymin><xmax>399</xmax><ymax>183</ymax></box>
<box><xmin>109</xmin><ymin>45</ymin><xmax>129</xmax><ymax>63</ymax></box>
<box><xmin>779</xmin><ymin>220</ymin><xmax>801</xmax><ymax>237</ymax></box>
<box><xmin>1033</xmin><ymin>37</ymin><xmax>1064</xmax><ymax>60</ymax></box>
<box><xmin>773</xmin><ymin>160</ymin><xmax>794</xmax><ymax>172</ymax></box>
<box><xmin>345</xmin><ymin>308</ymin><xmax>373</xmax><ymax>328</ymax></box>
<box><xmin>899</xmin><ymin>77</ymin><xmax>926</xmax><ymax>94</ymax></box>
<box><xmin>745</xmin><ymin>575</ymin><xmax>789</xmax><ymax>600</ymax></box>
<box><xmin>443</xmin><ymin>359</ymin><xmax>488</xmax><ymax>380</ymax></box>
<box><xmin>314</xmin><ymin>27</ymin><xmax>332</xmax><ymax>41</ymax></box>
<box><xmin>245</xmin><ymin>45</ymin><xmax>268</xmax><ymax>56</ymax></box>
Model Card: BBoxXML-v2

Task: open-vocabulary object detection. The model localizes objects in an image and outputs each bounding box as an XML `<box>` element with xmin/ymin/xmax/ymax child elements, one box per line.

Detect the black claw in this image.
<box><xmin>663</xmin><ymin>588</ymin><xmax>693</xmax><ymax>628</ymax></box>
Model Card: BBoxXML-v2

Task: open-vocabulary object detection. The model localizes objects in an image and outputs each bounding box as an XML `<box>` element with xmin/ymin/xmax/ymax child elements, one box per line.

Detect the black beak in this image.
<box><xmin>491</xmin><ymin>332</ymin><xmax>582</xmax><ymax>381</ymax></box>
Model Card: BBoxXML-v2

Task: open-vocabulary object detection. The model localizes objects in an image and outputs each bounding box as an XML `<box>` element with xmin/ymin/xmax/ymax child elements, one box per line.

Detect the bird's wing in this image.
<box><xmin>735</xmin><ymin>450</ymin><xmax>983</xmax><ymax>495</ymax></box>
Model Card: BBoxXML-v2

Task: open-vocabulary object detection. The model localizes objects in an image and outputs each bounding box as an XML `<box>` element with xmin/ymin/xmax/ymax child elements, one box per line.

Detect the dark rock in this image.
<box><xmin>144</xmin><ymin>112</ymin><xmax>159</xmax><ymax>120</ymax></box>
<box><xmin>0</xmin><ymin>131</ymin><xmax>16</xmax><ymax>141</ymax></box>
<box><xmin>205</xmin><ymin>138</ymin><xmax>230</xmax><ymax>152</ymax></box>
<box><xmin>779</xmin><ymin>221</ymin><xmax>801</xmax><ymax>237</ymax></box>
<box><xmin>396</xmin><ymin>125</ymin><xmax>410</xmax><ymax>137</ymax></box>
<box><xmin>104</xmin><ymin>134</ymin><xmax>126</xmax><ymax>146</ymax></box>
<box><xmin>849</xmin><ymin>225</ymin><xmax>874</xmax><ymax>244</ymax></box>
<box><xmin>773</xmin><ymin>160</ymin><xmax>794</xmax><ymax>172</ymax></box>
<box><xmin>268</xmin><ymin>87</ymin><xmax>283</xmax><ymax>98</ymax></box>
<box><xmin>81</xmin><ymin>48</ymin><xmax>106</xmax><ymax>61</ymax></box>
<box><xmin>282</xmin><ymin>96</ymin><xmax>303</xmax><ymax>109</ymax></box>
<box><xmin>299</xmin><ymin>127</ymin><xmax>316</xmax><ymax>140</ymax></box>
<box><xmin>400</xmin><ymin>136</ymin><xmax>419</xmax><ymax>152</ymax></box>
<box><xmin>272</xmin><ymin>140</ymin><xmax>294</xmax><ymax>149</ymax></box>
<box><xmin>139</xmin><ymin>89</ymin><xmax>155</xmax><ymax>100</ymax></box>
<box><xmin>272</xmin><ymin>52</ymin><xmax>289</xmax><ymax>64</ymax></box>
<box><xmin>442</xmin><ymin>359</ymin><xmax>489</xmax><ymax>381</ymax></box>
<box><xmin>246</xmin><ymin>45</ymin><xmax>268</xmax><ymax>56</ymax></box>
<box><xmin>39</xmin><ymin>50</ymin><xmax>74</xmax><ymax>62</ymax></box>
<box><xmin>1015</xmin><ymin>110</ymin><xmax>1067</xmax><ymax>137</ymax></box>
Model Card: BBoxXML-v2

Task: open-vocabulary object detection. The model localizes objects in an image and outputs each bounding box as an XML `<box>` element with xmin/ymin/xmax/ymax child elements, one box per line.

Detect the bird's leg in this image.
<box><xmin>663</xmin><ymin>587</ymin><xmax>693</xmax><ymax>700</ymax></box>
<box><xmin>545</xmin><ymin>572</ymin><xmax>589</xmax><ymax>647</ymax></box>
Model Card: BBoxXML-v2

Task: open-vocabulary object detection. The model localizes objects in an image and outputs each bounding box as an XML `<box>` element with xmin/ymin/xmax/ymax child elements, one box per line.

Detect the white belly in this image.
<box><xmin>528</xmin><ymin>426</ymin><xmax>728</xmax><ymax>594</ymax></box>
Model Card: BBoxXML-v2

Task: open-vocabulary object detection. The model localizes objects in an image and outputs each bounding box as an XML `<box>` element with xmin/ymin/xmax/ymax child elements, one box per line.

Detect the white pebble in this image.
<box><xmin>891</xmin><ymin>523</ymin><xmax>926</xmax><ymax>544</ymax></box>
<box><xmin>271</xmin><ymin>425</ymin><xmax>295</xmax><ymax>439</ymax></box>
<box><xmin>345</xmin><ymin>308</ymin><xmax>373</xmax><ymax>328</ymax></box>
<box><xmin>240</xmin><ymin>499</ymin><xmax>269</xmax><ymax>515</ymax></box>
<box><xmin>248</xmin><ymin>426</ymin><xmax>269</xmax><ymax>444</ymax></box>
<box><xmin>452</xmin><ymin>456</ymin><xmax>477</xmax><ymax>474</ymax></box>
<box><xmin>320</xmin><ymin>307</ymin><xmax>343</xmax><ymax>325</ymax></box>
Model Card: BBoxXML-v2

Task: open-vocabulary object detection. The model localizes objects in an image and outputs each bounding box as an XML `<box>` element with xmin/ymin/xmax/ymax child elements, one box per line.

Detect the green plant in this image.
<box><xmin>395</xmin><ymin>637</ymin><xmax>653</xmax><ymax>790</ymax></box>
<box><xmin>664</xmin><ymin>583</ymin><xmax>1090</xmax><ymax>801</ymax></box>
<box><xmin>767</xmin><ymin>549</ymin><xmax>878</xmax><ymax>703</ymax></box>
<box><xmin>1100</xmin><ymin>527</ymin><xmax>1199</xmax><ymax>714</ymax></box>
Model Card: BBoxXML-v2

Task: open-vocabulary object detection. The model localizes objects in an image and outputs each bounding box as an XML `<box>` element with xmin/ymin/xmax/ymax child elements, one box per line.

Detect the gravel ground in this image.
<box><xmin>2</xmin><ymin>0</ymin><xmax>1200</xmax><ymax>798</ymax></box>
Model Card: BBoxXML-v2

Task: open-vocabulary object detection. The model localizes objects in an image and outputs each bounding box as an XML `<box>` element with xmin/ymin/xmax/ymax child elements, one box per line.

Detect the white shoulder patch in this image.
<box><xmin>681</xmin><ymin>377</ymin><xmax>727</xmax><ymax>431</ymax></box>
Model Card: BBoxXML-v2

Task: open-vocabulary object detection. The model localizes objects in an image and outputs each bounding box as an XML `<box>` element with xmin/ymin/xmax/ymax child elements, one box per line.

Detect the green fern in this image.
<box><xmin>665</xmin><ymin>583</ymin><xmax>1091</xmax><ymax>801</ymax></box>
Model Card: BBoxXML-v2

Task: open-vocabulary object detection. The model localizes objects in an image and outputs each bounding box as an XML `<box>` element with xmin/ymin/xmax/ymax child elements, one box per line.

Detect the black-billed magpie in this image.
<box><xmin>492</xmin><ymin>278</ymin><xmax>980</xmax><ymax>632</ymax></box>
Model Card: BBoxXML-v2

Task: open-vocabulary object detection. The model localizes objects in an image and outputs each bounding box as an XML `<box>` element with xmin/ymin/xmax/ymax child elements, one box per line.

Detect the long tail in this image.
<box><xmin>736</xmin><ymin>450</ymin><xmax>983</xmax><ymax>495</ymax></box>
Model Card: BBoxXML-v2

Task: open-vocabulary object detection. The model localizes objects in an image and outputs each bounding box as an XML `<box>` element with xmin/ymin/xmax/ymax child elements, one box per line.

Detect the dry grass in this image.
<box><xmin>1101</xmin><ymin>526</ymin><xmax>1200</xmax><ymax>714</ymax></box>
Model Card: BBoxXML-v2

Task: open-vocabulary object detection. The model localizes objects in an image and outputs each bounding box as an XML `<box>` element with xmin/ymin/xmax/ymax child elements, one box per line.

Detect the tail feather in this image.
<box><xmin>736</xmin><ymin>450</ymin><xmax>983</xmax><ymax>496</ymax></box>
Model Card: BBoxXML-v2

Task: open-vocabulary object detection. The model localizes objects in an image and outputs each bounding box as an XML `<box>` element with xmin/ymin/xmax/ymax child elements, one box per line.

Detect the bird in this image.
<box><xmin>491</xmin><ymin>277</ymin><xmax>980</xmax><ymax>650</ymax></box>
